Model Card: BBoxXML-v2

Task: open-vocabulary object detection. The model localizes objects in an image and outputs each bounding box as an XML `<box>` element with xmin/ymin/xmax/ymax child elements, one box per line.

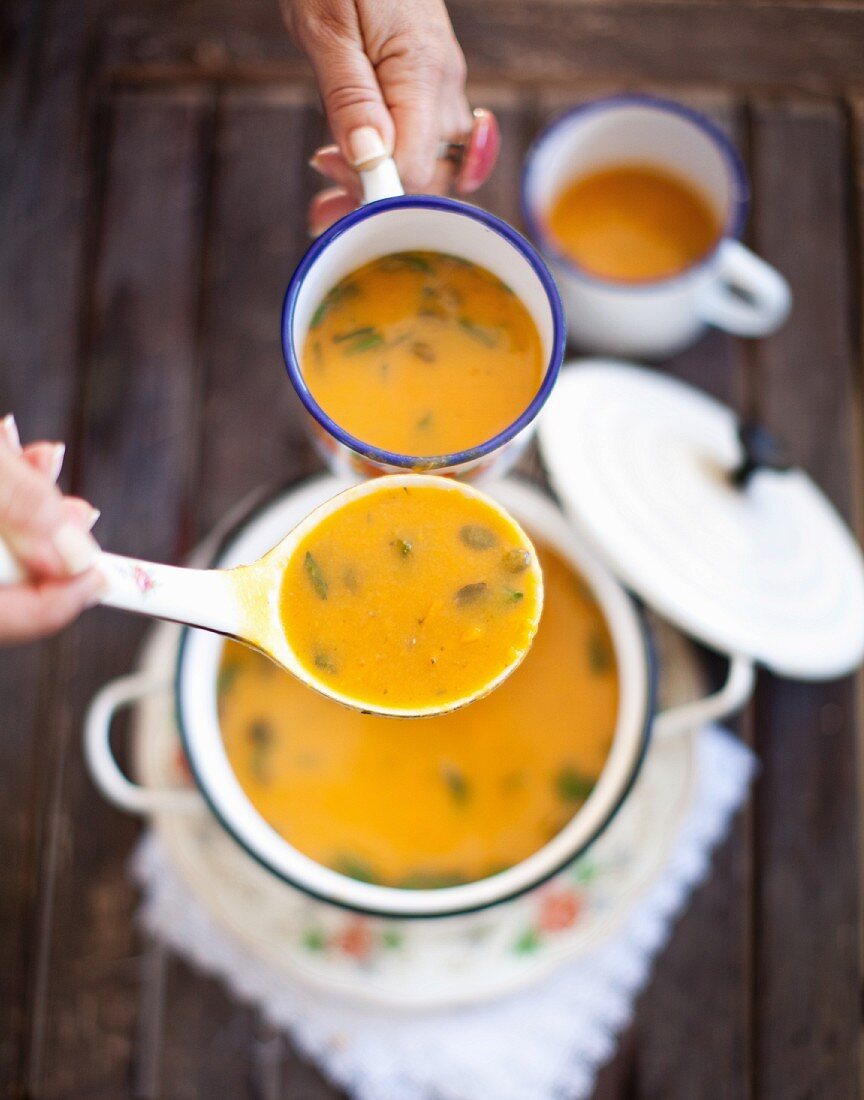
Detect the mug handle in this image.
<box><xmin>358</xmin><ymin>155</ymin><xmax>404</xmax><ymax>205</ymax></box>
<box><xmin>85</xmin><ymin>671</ymin><xmax>203</xmax><ymax>814</ymax></box>
<box><xmin>698</xmin><ymin>239</ymin><xmax>791</xmax><ymax>337</ymax></box>
<box><xmin>652</xmin><ymin>653</ymin><xmax>755</xmax><ymax>740</ymax></box>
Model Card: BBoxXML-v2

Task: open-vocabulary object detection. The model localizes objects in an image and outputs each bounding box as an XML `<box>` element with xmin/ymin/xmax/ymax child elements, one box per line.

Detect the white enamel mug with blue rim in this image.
<box><xmin>522</xmin><ymin>95</ymin><xmax>792</xmax><ymax>359</ymax></box>
<box><xmin>282</xmin><ymin>153</ymin><xmax>565</xmax><ymax>481</ymax></box>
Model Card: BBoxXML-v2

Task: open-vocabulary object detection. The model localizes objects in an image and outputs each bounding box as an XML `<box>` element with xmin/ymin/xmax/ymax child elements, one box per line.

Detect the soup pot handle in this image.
<box><xmin>85</xmin><ymin>672</ymin><xmax>203</xmax><ymax>815</ymax></box>
<box><xmin>653</xmin><ymin>653</ymin><xmax>755</xmax><ymax>739</ymax></box>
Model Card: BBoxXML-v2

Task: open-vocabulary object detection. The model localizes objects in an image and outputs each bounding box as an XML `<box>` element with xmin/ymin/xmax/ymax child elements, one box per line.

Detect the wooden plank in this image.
<box><xmin>0</xmin><ymin>0</ymin><xmax>37</xmax><ymax>177</ymax></box>
<box><xmin>467</xmin><ymin>85</ymin><xmax>532</xmax><ymax>230</ymax></box>
<box><xmin>151</xmin><ymin>86</ymin><xmax>340</xmax><ymax>1099</ymax></box>
<box><xmin>0</xmin><ymin>3</ymin><xmax>109</xmax><ymax>1095</ymax></box>
<box><xmin>630</xmin><ymin>829</ymin><xmax>752</xmax><ymax>1100</ymax></box>
<box><xmin>154</xmin><ymin>956</ymin><xmax>257</xmax><ymax>1100</ymax></box>
<box><xmin>851</xmin><ymin>100</ymin><xmax>864</xmax><ymax>1089</ymax></box>
<box><xmin>450</xmin><ymin>2</ymin><xmax>864</xmax><ymax>94</ymax></box>
<box><xmin>99</xmin><ymin>1</ymin><xmax>864</xmax><ymax>95</ymax></box>
<box><xmin>472</xmin><ymin>91</ymin><xmax>752</xmax><ymax>1098</ymax></box>
<box><xmin>190</xmin><ymin>86</ymin><xmax>321</xmax><ymax>541</ymax></box>
<box><xmin>658</xmin><ymin>95</ymin><xmax>750</xmax><ymax>407</ymax></box>
<box><xmin>280</xmin><ymin>1033</ymin><xmax>346</xmax><ymax>1099</ymax></box>
<box><xmin>0</xmin><ymin>0</ymin><xmax>109</xmax><ymax>440</ymax></box>
<box><xmin>0</xmin><ymin>648</ymin><xmax>47</xmax><ymax>1097</ymax></box>
<box><xmin>597</xmin><ymin>100</ymin><xmax>753</xmax><ymax>1100</ymax></box>
<box><xmin>747</xmin><ymin>98</ymin><xmax>861</xmax><ymax>1100</ymax></box>
<box><xmin>23</xmin><ymin>88</ymin><xmax>211</xmax><ymax>1100</ymax></box>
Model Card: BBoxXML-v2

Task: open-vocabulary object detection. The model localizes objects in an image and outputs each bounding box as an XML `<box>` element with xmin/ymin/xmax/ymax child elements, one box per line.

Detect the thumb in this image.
<box><xmin>292</xmin><ymin>10</ymin><xmax>395</xmax><ymax>169</ymax></box>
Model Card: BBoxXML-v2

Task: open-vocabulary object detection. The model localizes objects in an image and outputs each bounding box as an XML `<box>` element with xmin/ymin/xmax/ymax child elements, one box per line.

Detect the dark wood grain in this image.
<box><xmin>0</xmin><ymin>0</ymin><xmax>109</xmax><ymax>441</ymax></box>
<box><xmin>0</xmin><ymin>644</ymin><xmax>47</xmax><ymax>1097</ymax></box>
<box><xmin>191</xmin><ymin>86</ymin><xmax>322</xmax><ymax>541</ymax></box>
<box><xmin>748</xmin><ymin>98</ymin><xmax>861</xmax><ymax>1100</ymax></box>
<box><xmin>23</xmin><ymin>88</ymin><xmax>210</xmax><ymax>1099</ymax></box>
<box><xmin>450</xmin><ymin>2</ymin><xmax>864</xmax><ymax>94</ymax></box>
<box><xmin>468</xmin><ymin>86</ymin><xmax>533</xmax><ymax>230</ymax></box>
<box><xmin>596</xmin><ymin>99</ymin><xmax>754</xmax><ymax>1100</ymax></box>
<box><xmin>98</xmin><ymin>0</ymin><xmax>864</xmax><ymax>94</ymax></box>
<box><xmin>0</xmin><ymin>3</ymin><xmax>109</xmax><ymax>1094</ymax></box>
<box><xmin>157</xmin><ymin>956</ymin><xmax>258</xmax><ymax>1100</ymax></box>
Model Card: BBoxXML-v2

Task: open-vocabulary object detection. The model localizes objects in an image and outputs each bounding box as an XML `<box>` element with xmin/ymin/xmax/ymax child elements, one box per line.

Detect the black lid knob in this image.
<box><xmin>732</xmin><ymin>421</ymin><xmax>792</xmax><ymax>488</ymax></box>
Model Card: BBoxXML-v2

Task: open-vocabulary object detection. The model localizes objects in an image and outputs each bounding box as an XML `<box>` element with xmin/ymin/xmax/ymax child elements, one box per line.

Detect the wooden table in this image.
<box><xmin>2</xmin><ymin>2</ymin><xmax>862</xmax><ymax>1097</ymax></box>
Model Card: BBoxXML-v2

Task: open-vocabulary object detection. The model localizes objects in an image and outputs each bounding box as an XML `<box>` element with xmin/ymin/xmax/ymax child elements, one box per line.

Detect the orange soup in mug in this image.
<box><xmin>546</xmin><ymin>163</ymin><xmax>721</xmax><ymax>283</ymax></box>
<box><xmin>282</xmin><ymin>195</ymin><xmax>564</xmax><ymax>479</ymax></box>
<box><xmin>300</xmin><ymin>251</ymin><xmax>545</xmax><ymax>458</ymax></box>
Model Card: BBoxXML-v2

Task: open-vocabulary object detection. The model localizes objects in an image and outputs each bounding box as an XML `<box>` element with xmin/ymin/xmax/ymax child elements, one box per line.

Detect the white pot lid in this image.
<box><xmin>537</xmin><ymin>360</ymin><xmax>864</xmax><ymax>679</ymax></box>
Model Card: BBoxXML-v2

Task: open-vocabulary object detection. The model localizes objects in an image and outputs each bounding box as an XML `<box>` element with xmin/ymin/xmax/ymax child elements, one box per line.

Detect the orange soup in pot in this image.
<box><xmin>221</xmin><ymin>539</ymin><xmax>618</xmax><ymax>888</ymax></box>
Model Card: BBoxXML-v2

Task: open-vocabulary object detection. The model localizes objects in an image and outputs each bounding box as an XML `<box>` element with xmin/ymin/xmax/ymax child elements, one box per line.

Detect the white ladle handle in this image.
<box><xmin>96</xmin><ymin>552</ymin><xmax>240</xmax><ymax>635</ymax></box>
<box><xmin>0</xmin><ymin>531</ymin><xmax>240</xmax><ymax>637</ymax></box>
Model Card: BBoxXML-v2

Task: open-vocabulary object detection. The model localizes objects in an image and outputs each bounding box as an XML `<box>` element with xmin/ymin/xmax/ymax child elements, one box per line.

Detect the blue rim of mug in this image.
<box><xmin>520</xmin><ymin>93</ymin><xmax>751</xmax><ymax>292</ymax></box>
<box><xmin>281</xmin><ymin>195</ymin><xmax>566</xmax><ymax>471</ymax></box>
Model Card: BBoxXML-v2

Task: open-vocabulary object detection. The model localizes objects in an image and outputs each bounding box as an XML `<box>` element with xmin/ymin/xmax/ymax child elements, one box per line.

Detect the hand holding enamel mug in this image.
<box><xmin>0</xmin><ymin>415</ymin><xmax>103</xmax><ymax>643</ymax></box>
<box><xmin>281</xmin><ymin>0</ymin><xmax>500</xmax><ymax>233</ymax></box>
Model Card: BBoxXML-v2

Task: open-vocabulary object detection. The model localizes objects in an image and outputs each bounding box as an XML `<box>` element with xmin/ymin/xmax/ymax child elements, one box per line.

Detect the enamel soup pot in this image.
<box><xmin>85</xmin><ymin>363</ymin><xmax>864</xmax><ymax>920</ymax></box>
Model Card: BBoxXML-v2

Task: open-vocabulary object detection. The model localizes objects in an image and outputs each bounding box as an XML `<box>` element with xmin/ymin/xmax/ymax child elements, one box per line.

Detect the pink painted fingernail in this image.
<box><xmin>1</xmin><ymin>414</ymin><xmax>21</xmax><ymax>452</ymax></box>
<box><xmin>347</xmin><ymin>126</ymin><xmax>388</xmax><ymax>168</ymax></box>
<box><xmin>53</xmin><ymin>523</ymin><xmax>100</xmax><ymax>575</ymax></box>
<box><xmin>457</xmin><ymin>108</ymin><xmax>501</xmax><ymax>194</ymax></box>
<box><xmin>47</xmin><ymin>442</ymin><xmax>66</xmax><ymax>484</ymax></box>
<box><xmin>85</xmin><ymin>507</ymin><xmax>101</xmax><ymax>531</ymax></box>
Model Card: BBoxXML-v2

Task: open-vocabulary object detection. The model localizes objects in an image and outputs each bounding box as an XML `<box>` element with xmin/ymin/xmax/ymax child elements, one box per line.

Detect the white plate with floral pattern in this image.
<box><xmin>127</xmin><ymin>606</ymin><xmax>702</xmax><ymax>1011</ymax></box>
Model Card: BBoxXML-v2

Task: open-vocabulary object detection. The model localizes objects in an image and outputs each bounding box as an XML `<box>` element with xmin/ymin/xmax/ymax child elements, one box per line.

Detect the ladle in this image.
<box><xmin>0</xmin><ymin>474</ymin><xmax>543</xmax><ymax>718</ymax></box>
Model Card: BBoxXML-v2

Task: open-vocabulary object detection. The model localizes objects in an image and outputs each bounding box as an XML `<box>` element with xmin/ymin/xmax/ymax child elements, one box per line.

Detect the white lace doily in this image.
<box><xmin>133</xmin><ymin>724</ymin><xmax>753</xmax><ymax>1100</ymax></box>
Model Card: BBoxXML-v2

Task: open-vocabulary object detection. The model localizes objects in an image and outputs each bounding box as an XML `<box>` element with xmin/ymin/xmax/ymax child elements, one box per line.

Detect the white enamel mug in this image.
<box><xmin>283</xmin><ymin>157</ymin><xmax>565</xmax><ymax>481</ymax></box>
<box><xmin>521</xmin><ymin>95</ymin><xmax>792</xmax><ymax>359</ymax></box>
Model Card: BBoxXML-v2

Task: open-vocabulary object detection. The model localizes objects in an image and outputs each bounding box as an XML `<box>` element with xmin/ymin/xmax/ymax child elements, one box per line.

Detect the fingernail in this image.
<box><xmin>85</xmin><ymin>506</ymin><xmax>101</xmax><ymax>531</ymax></box>
<box><xmin>1</xmin><ymin>414</ymin><xmax>21</xmax><ymax>452</ymax></box>
<box><xmin>457</xmin><ymin>108</ymin><xmax>501</xmax><ymax>195</ymax></box>
<box><xmin>53</xmin><ymin>522</ymin><xmax>100</xmax><ymax>574</ymax></box>
<box><xmin>308</xmin><ymin>144</ymin><xmax>339</xmax><ymax>174</ymax></box>
<box><xmin>47</xmin><ymin>442</ymin><xmax>66</xmax><ymax>484</ymax></box>
<box><xmin>347</xmin><ymin>126</ymin><xmax>388</xmax><ymax>168</ymax></box>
